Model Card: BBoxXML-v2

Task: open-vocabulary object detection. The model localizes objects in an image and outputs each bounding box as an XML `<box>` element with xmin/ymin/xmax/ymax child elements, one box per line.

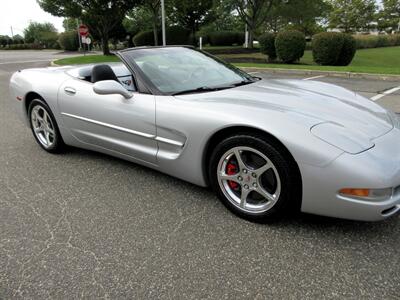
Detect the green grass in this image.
<box><xmin>54</xmin><ymin>46</ymin><xmax>400</xmax><ymax>75</ymax></box>
<box><xmin>234</xmin><ymin>47</ymin><xmax>400</xmax><ymax>75</ymax></box>
<box><xmin>55</xmin><ymin>54</ymin><xmax>120</xmax><ymax>65</ymax></box>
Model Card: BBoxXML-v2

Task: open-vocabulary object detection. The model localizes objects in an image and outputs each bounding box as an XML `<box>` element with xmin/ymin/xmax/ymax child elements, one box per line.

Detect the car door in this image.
<box><xmin>58</xmin><ymin>77</ymin><xmax>157</xmax><ymax>164</ymax></box>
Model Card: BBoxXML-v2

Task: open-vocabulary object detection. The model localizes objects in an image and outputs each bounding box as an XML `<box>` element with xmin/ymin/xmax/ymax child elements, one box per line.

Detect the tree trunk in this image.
<box><xmin>102</xmin><ymin>35</ymin><xmax>110</xmax><ymax>55</ymax></box>
<box><xmin>248</xmin><ymin>28</ymin><xmax>254</xmax><ymax>48</ymax></box>
<box><xmin>153</xmin><ymin>22</ymin><xmax>158</xmax><ymax>46</ymax></box>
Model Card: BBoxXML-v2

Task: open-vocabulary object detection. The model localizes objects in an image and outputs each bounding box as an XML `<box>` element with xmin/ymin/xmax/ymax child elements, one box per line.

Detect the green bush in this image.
<box><xmin>336</xmin><ymin>34</ymin><xmax>356</xmax><ymax>66</ymax></box>
<box><xmin>134</xmin><ymin>27</ymin><xmax>191</xmax><ymax>46</ymax></box>
<box><xmin>355</xmin><ymin>34</ymin><xmax>400</xmax><ymax>49</ymax></box>
<box><xmin>258</xmin><ymin>33</ymin><xmax>276</xmax><ymax>62</ymax></box>
<box><xmin>165</xmin><ymin>26</ymin><xmax>191</xmax><ymax>45</ymax></box>
<box><xmin>4</xmin><ymin>43</ymin><xmax>43</xmax><ymax>50</ymax></box>
<box><xmin>312</xmin><ymin>32</ymin><xmax>344</xmax><ymax>65</ymax></box>
<box><xmin>312</xmin><ymin>32</ymin><xmax>356</xmax><ymax>66</ymax></box>
<box><xmin>275</xmin><ymin>30</ymin><xmax>306</xmax><ymax>63</ymax></box>
<box><xmin>58</xmin><ymin>31</ymin><xmax>79</xmax><ymax>51</ymax></box>
<box><xmin>133</xmin><ymin>30</ymin><xmax>155</xmax><ymax>46</ymax></box>
<box><xmin>208</xmin><ymin>31</ymin><xmax>242</xmax><ymax>46</ymax></box>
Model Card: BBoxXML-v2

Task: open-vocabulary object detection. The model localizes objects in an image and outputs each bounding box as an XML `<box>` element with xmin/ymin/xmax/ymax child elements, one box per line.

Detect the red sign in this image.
<box><xmin>78</xmin><ymin>24</ymin><xmax>89</xmax><ymax>37</ymax></box>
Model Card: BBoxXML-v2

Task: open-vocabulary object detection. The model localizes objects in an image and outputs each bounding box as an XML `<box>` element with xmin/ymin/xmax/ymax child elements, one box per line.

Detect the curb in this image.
<box><xmin>50</xmin><ymin>60</ymin><xmax>59</xmax><ymax>66</ymax></box>
<box><xmin>240</xmin><ymin>67</ymin><xmax>400</xmax><ymax>81</ymax></box>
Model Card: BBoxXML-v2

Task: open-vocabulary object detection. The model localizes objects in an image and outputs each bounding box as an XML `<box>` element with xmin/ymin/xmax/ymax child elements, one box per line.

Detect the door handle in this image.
<box><xmin>64</xmin><ymin>87</ymin><xmax>76</xmax><ymax>95</ymax></box>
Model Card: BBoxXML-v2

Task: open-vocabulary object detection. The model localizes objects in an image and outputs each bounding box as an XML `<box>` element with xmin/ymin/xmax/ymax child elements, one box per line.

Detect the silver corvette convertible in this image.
<box><xmin>9</xmin><ymin>46</ymin><xmax>400</xmax><ymax>222</ymax></box>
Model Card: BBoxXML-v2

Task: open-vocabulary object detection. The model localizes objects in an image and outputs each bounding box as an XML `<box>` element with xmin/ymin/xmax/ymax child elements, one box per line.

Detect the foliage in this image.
<box><xmin>336</xmin><ymin>34</ymin><xmax>357</xmax><ymax>66</ymax></box>
<box><xmin>231</xmin><ymin>0</ymin><xmax>275</xmax><ymax>48</ymax></box>
<box><xmin>38</xmin><ymin>0</ymin><xmax>142</xmax><ymax>55</ymax></box>
<box><xmin>264</xmin><ymin>0</ymin><xmax>331</xmax><ymax>36</ymax></box>
<box><xmin>133</xmin><ymin>26</ymin><xmax>191</xmax><ymax>46</ymax></box>
<box><xmin>208</xmin><ymin>31</ymin><xmax>242</xmax><ymax>46</ymax></box>
<box><xmin>169</xmin><ymin>0</ymin><xmax>213</xmax><ymax>35</ymax></box>
<box><xmin>354</xmin><ymin>34</ymin><xmax>400</xmax><ymax>49</ymax></box>
<box><xmin>133</xmin><ymin>30</ymin><xmax>155</xmax><ymax>46</ymax></box>
<box><xmin>312</xmin><ymin>32</ymin><xmax>356</xmax><ymax>66</ymax></box>
<box><xmin>258</xmin><ymin>32</ymin><xmax>276</xmax><ymax>61</ymax></box>
<box><xmin>377</xmin><ymin>0</ymin><xmax>400</xmax><ymax>33</ymax></box>
<box><xmin>23</xmin><ymin>21</ymin><xmax>58</xmax><ymax>48</ymax></box>
<box><xmin>275</xmin><ymin>30</ymin><xmax>306</xmax><ymax>63</ymax></box>
<box><xmin>312</xmin><ymin>32</ymin><xmax>344</xmax><ymax>65</ymax></box>
<box><xmin>58</xmin><ymin>31</ymin><xmax>79</xmax><ymax>51</ymax></box>
<box><xmin>328</xmin><ymin>0</ymin><xmax>377</xmax><ymax>33</ymax></box>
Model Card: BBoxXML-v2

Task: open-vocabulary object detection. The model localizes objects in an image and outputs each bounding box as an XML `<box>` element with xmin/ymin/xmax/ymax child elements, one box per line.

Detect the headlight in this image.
<box><xmin>311</xmin><ymin>122</ymin><xmax>374</xmax><ymax>154</ymax></box>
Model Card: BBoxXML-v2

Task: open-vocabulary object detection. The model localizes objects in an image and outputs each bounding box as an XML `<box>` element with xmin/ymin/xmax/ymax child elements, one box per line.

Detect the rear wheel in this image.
<box><xmin>28</xmin><ymin>99</ymin><xmax>65</xmax><ymax>153</ymax></box>
<box><xmin>209</xmin><ymin>133</ymin><xmax>300</xmax><ymax>222</ymax></box>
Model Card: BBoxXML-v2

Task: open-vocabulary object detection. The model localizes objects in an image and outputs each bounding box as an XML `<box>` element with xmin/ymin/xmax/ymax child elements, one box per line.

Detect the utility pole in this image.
<box><xmin>161</xmin><ymin>0</ymin><xmax>166</xmax><ymax>46</ymax></box>
<box><xmin>10</xmin><ymin>26</ymin><xmax>14</xmax><ymax>39</ymax></box>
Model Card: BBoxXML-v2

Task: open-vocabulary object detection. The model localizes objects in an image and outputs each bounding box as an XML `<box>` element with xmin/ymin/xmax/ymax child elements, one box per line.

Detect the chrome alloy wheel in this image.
<box><xmin>30</xmin><ymin>105</ymin><xmax>55</xmax><ymax>148</ymax></box>
<box><xmin>217</xmin><ymin>146</ymin><xmax>281</xmax><ymax>213</ymax></box>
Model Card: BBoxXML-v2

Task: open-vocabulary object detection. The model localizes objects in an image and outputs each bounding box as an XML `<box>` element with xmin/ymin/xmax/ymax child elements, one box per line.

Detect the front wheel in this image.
<box><xmin>28</xmin><ymin>99</ymin><xmax>65</xmax><ymax>153</ymax></box>
<box><xmin>209</xmin><ymin>133</ymin><xmax>301</xmax><ymax>222</ymax></box>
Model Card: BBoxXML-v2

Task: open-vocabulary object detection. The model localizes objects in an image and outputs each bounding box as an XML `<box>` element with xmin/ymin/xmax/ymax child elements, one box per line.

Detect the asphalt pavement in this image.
<box><xmin>0</xmin><ymin>50</ymin><xmax>399</xmax><ymax>299</ymax></box>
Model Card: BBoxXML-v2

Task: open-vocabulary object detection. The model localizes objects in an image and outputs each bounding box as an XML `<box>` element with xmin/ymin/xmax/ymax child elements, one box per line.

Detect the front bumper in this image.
<box><xmin>300</xmin><ymin>127</ymin><xmax>400</xmax><ymax>221</ymax></box>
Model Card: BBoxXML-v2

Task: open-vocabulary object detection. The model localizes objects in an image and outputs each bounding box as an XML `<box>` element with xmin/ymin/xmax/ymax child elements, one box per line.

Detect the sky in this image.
<box><xmin>0</xmin><ymin>0</ymin><xmax>64</xmax><ymax>36</ymax></box>
<box><xmin>0</xmin><ymin>0</ymin><xmax>384</xmax><ymax>37</ymax></box>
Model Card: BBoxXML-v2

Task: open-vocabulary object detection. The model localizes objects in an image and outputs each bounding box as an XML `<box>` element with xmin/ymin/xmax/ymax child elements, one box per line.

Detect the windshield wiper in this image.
<box><xmin>172</xmin><ymin>86</ymin><xmax>223</xmax><ymax>96</ymax></box>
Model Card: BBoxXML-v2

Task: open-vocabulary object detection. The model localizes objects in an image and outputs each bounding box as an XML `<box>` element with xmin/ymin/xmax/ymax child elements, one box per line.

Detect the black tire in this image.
<box><xmin>208</xmin><ymin>133</ymin><xmax>301</xmax><ymax>223</ymax></box>
<box><xmin>28</xmin><ymin>98</ymin><xmax>65</xmax><ymax>153</ymax></box>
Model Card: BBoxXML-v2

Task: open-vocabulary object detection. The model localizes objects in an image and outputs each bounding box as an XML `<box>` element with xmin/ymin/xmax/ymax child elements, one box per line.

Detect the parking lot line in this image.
<box><xmin>371</xmin><ymin>86</ymin><xmax>400</xmax><ymax>101</ymax></box>
<box><xmin>303</xmin><ymin>75</ymin><xmax>326</xmax><ymax>81</ymax></box>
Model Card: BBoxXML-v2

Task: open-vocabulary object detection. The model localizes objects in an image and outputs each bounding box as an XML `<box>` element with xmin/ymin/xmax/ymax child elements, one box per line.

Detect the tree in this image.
<box><xmin>23</xmin><ymin>21</ymin><xmax>58</xmax><ymax>47</ymax></box>
<box><xmin>231</xmin><ymin>0</ymin><xmax>277</xmax><ymax>48</ymax></box>
<box><xmin>377</xmin><ymin>0</ymin><xmax>400</xmax><ymax>33</ymax></box>
<box><xmin>144</xmin><ymin>0</ymin><xmax>161</xmax><ymax>45</ymax></box>
<box><xmin>38</xmin><ymin>0</ymin><xmax>142</xmax><ymax>55</ymax></box>
<box><xmin>328</xmin><ymin>0</ymin><xmax>377</xmax><ymax>33</ymax></box>
<box><xmin>268</xmin><ymin>0</ymin><xmax>331</xmax><ymax>36</ymax></box>
<box><xmin>170</xmin><ymin>0</ymin><xmax>214</xmax><ymax>36</ymax></box>
<box><xmin>63</xmin><ymin>17</ymin><xmax>78</xmax><ymax>32</ymax></box>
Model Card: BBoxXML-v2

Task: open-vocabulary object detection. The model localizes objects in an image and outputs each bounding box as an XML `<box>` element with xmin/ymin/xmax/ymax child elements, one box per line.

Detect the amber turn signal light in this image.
<box><xmin>339</xmin><ymin>188</ymin><xmax>370</xmax><ymax>197</ymax></box>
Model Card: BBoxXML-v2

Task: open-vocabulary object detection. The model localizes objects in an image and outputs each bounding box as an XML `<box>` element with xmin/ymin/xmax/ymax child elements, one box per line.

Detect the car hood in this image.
<box><xmin>178</xmin><ymin>79</ymin><xmax>393</xmax><ymax>139</ymax></box>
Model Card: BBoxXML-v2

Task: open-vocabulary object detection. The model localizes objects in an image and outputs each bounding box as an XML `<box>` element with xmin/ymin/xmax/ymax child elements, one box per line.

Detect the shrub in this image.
<box><xmin>312</xmin><ymin>32</ymin><xmax>344</xmax><ymax>65</ymax></box>
<box><xmin>355</xmin><ymin>34</ymin><xmax>400</xmax><ymax>49</ymax></box>
<box><xmin>208</xmin><ymin>31</ymin><xmax>242</xmax><ymax>46</ymax></box>
<box><xmin>336</xmin><ymin>34</ymin><xmax>356</xmax><ymax>66</ymax></box>
<box><xmin>275</xmin><ymin>30</ymin><xmax>306</xmax><ymax>63</ymax></box>
<box><xmin>258</xmin><ymin>33</ymin><xmax>276</xmax><ymax>62</ymax></box>
<box><xmin>134</xmin><ymin>27</ymin><xmax>191</xmax><ymax>46</ymax></box>
<box><xmin>312</xmin><ymin>32</ymin><xmax>356</xmax><ymax>66</ymax></box>
<box><xmin>133</xmin><ymin>30</ymin><xmax>155</xmax><ymax>46</ymax></box>
<box><xmin>58</xmin><ymin>31</ymin><xmax>79</xmax><ymax>51</ymax></box>
<box><xmin>165</xmin><ymin>26</ymin><xmax>191</xmax><ymax>45</ymax></box>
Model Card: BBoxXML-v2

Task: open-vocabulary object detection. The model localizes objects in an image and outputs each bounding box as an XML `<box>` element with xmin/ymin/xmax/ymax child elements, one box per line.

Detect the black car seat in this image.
<box><xmin>91</xmin><ymin>64</ymin><xmax>119</xmax><ymax>83</ymax></box>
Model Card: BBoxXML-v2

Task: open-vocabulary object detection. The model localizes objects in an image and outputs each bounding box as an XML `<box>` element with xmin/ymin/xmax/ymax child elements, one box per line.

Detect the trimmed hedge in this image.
<box><xmin>312</xmin><ymin>32</ymin><xmax>356</xmax><ymax>66</ymax></box>
<box><xmin>1</xmin><ymin>43</ymin><xmax>43</xmax><ymax>50</ymax></box>
<box><xmin>355</xmin><ymin>34</ymin><xmax>400</xmax><ymax>49</ymax></box>
<box><xmin>208</xmin><ymin>31</ymin><xmax>242</xmax><ymax>46</ymax></box>
<box><xmin>336</xmin><ymin>34</ymin><xmax>357</xmax><ymax>66</ymax></box>
<box><xmin>133</xmin><ymin>26</ymin><xmax>191</xmax><ymax>46</ymax></box>
<box><xmin>58</xmin><ymin>31</ymin><xmax>79</xmax><ymax>51</ymax></box>
<box><xmin>133</xmin><ymin>30</ymin><xmax>155</xmax><ymax>46</ymax></box>
<box><xmin>275</xmin><ymin>30</ymin><xmax>306</xmax><ymax>63</ymax></box>
<box><xmin>258</xmin><ymin>33</ymin><xmax>276</xmax><ymax>62</ymax></box>
<box><xmin>312</xmin><ymin>32</ymin><xmax>344</xmax><ymax>65</ymax></box>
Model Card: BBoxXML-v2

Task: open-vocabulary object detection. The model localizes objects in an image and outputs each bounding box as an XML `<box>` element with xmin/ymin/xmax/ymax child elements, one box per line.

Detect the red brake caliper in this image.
<box><xmin>226</xmin><ymin>161</ymin><xmax>239</xmax><ymax>190</ymax></box>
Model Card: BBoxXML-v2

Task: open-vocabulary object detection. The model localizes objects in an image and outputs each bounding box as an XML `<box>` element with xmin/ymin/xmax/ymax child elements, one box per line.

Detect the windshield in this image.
<box><xmin>120</xmin><ymin>47</ymin><xmax>254</xmax><ymax>95</ymax></box>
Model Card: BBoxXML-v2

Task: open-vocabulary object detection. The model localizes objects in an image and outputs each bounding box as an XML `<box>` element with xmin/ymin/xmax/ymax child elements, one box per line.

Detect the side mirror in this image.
<box><xmin>93</xmin><ymin>80</ymin><xmax>133</xmax><ymax>99</ymax></box>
